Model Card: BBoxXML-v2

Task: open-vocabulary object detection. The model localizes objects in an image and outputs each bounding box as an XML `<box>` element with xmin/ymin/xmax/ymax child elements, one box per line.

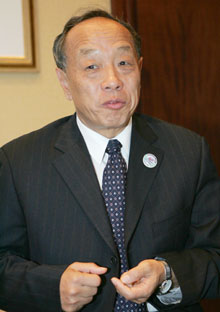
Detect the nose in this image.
<box><xmin>101</xmin><ymin>66</ymin><xmax>123</xmax><ymax>91</ymax></box>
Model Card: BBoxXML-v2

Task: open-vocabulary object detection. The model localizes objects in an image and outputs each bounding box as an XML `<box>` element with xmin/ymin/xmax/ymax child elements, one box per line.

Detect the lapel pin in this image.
<box><xmin>143</xmin><ymin>153</ymin><xmax>157</xmax><ymax>168</ymax></box>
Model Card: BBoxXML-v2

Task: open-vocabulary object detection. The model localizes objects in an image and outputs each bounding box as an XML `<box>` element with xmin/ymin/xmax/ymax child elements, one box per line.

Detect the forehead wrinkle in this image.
<box><xmin>65</xmin><ymin>18</ymin><xmax>137</xmax><ymax>60</ymax></box>
<box><xmin>79</xmin><ymin>45</ymin><xmax>132</xmax><ymax>57</ymax></box>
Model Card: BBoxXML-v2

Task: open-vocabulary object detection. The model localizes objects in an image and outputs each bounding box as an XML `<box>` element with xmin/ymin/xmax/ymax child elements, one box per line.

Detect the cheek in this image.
<box><xmin>69</xmin><ymin>81</ymin><xmax>89</xmax><ymax>102</ymax></box>
<box><xmin>125</xmin><ymin>74</ymin><xmax>141</xmax><ymax>92</ymax></box>
<box><xmin>74</xmin><ymin>79</ymin><xmax>99</xmax><ymax>98</ymax></box>
<box><xmin>127</xmin><ymin>81</ymin><xmax>141</xmax><ymax>103</ymax></box>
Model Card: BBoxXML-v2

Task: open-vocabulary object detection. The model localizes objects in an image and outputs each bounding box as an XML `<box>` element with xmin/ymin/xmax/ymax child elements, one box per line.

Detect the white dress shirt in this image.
<box><xmin>76</xmin><ymin>115</ymin><xmax>181</xmax><ymax>311</ymax></box>
<box><xmin>76</xmin><ymin>116</ymin><xmax>131</xmax><ymax>189</ymax></box>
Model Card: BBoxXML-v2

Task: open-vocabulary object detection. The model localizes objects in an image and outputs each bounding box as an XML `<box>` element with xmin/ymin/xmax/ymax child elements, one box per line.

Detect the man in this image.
<box><xmin>0</xmin><ymin>9</ymin><xmax>220</xmax><ymax>312</ymax></box>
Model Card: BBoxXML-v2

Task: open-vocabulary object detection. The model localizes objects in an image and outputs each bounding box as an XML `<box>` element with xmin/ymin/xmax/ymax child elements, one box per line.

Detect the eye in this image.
<box><xmin>86</xmin><ymin>64</ymin><xmax>98</xmax><ymax>70</ymax></box>
<box><xmin>119</xmin><ymin>61</ymin><xmax>129</xmax><ymax>66</ymax></box>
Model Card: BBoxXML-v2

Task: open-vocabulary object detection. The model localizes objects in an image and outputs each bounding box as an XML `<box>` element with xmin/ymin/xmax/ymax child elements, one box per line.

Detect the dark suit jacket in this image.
<box><xmin>0</xmin><ymin>113</ymin><xmax>220</xmax><ymax>312</ymax></box>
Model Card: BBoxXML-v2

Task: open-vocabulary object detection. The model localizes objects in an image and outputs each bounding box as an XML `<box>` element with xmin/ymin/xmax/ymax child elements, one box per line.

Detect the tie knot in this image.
<box><xmin>106</xmin><ymin>139</ymin><xmax>122</xmax><ymax>155</ymax></box>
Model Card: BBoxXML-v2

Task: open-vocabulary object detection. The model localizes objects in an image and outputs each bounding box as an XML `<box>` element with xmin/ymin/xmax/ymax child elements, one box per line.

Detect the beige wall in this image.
<box><xmin>0</xmin><ymin>0</ymin><xmax>111</xmax><ymax>147</ymax></box>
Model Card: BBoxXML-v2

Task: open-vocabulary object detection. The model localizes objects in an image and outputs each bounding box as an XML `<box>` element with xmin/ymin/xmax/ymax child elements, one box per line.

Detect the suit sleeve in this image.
<box><xmin>0</xmin><ymin>148</ymin><xmax>67</xmax><ymax>312</ymax></box>
<box><xmin>151</xmin><ymin>137</ymin><xmax>220</xmax><ymax>309</ymax></box>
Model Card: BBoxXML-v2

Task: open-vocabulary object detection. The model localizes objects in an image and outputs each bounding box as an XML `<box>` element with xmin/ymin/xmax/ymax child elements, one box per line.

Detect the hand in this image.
<box><xmin>111</xmin><ymin>259</ymin><xmax>165</xmax><ymax>304</ymax></box>
<box><xmin>60</xmin><ymin>262</ymin><xmax>107</xmax><ymax>312</ymax></box>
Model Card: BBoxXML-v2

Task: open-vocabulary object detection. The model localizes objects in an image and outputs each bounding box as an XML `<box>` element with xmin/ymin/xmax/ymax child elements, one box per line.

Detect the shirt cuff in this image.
<box><xmin>156</xmin><ymin>286</ymin><xmax>182</xmax><ymax>305</ymax></box>
<box><xmin>156</xmin><ymin>264</ymin><xmax>182</xmax><ymax>305</ymax></box>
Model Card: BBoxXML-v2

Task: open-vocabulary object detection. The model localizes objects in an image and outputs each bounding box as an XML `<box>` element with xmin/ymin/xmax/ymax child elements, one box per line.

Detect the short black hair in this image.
<box><xmin>53</xmin><ymin>9</ymin><xmax>141</xmax><ymax>71</ymax></box>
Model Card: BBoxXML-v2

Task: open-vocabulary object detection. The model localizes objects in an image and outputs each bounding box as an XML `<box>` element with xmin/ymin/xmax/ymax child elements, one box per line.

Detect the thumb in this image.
<box><xmin>121</xmin><ymin>266</ymin><xmax>143</xmax><ymax>285</ymax></box>
<box><xmin>72</xmin><ymin>262</ymin><xmax>107</xmax><ymax>275</ymax></box>
<box><xmin>89</xmin><ymin>264</ymin><xmax>108</xmax><ymax>275</ymax></box>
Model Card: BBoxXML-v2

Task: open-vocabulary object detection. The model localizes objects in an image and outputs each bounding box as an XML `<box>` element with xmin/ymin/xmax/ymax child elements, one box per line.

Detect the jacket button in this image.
<box><xmin>111</xmin><ymin>256</ymin><xmax>117</xmax><ymax>265</ymax></box>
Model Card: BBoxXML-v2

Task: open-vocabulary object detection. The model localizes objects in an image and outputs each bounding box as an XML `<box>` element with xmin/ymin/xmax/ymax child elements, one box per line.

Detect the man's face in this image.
<box><xmin>57</xmin><ymin>17</ymin><xmax>142</xmax><ymax>138</ymax></box>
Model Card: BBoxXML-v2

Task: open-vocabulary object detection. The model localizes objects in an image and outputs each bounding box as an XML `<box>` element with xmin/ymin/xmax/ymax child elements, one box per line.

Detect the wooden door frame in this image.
<box><xmin>111</xmin><ymin>0</ymin><xmax>136</xmax><ymax>27</ymax></box>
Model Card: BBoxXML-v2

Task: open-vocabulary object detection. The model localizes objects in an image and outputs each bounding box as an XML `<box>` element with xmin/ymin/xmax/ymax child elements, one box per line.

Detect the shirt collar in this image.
<box><xmin>76</xmin><ymin>115</ymin><xmax>132</xmax><ymax>165</ymax></box>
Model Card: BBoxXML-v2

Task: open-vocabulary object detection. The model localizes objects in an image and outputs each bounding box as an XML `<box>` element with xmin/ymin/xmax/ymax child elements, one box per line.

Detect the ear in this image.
<box><xmin>56</xmin><ymin>68</ymin><xmax>73</xmax><ymax>101</ymax></box>
<box><xmin>138</xmin><ymin>56</ymin><xmax>143</xmax><ymax>71</ymax></box>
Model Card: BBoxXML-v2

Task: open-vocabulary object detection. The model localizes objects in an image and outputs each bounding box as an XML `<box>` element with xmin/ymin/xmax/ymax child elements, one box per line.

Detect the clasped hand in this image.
<box><xmin>60</xmin><ymin>260</ymin><xmax>165</xmax><ymax>311</ymax></box>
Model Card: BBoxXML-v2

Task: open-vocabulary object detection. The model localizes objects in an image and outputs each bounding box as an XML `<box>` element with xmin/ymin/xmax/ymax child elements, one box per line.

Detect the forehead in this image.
<box><xmin>64</xmin><ymin>17</ymin><xmax>136</xmax><ymax>55</ymax></box>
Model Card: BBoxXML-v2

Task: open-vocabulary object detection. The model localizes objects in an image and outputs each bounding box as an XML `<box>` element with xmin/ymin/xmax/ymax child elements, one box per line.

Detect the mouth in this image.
<box><xmin>102</xmin><ymin>99</ymin><xmax>126</xmax><ymax>110</ymax></box>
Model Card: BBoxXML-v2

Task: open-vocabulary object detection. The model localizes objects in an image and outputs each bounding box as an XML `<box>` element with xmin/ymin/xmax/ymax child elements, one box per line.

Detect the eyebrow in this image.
<box><xmin>79</xmin><ymin>48</ymin><xmax>98</xmax><ymax>56</ymax></box>
<box><xmin>117</xmin><ymin>46</ymin><xmax>132</xmax><ymax>53</ymax></box>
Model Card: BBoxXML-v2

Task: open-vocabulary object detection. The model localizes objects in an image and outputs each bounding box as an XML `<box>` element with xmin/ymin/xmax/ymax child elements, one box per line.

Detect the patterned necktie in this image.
<box><xmin>102</xmin><ymin>139</ymin><xmax>146</xmax><ymax>312</ymax></box>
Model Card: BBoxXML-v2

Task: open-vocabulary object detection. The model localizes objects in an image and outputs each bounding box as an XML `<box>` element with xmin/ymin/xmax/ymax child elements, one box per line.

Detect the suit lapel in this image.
<box><xmin>125</xmin><ymin>114</ymin><xmax>164</xmax><ymax>248</ymax></box>
<box><xmin>52</xmin><ymin>115</ymin><xmax>117</xmax><ymax>254</ymax></box>
<box><xmin>51</xmin><ymin>114</ymin><xmax>164</xmax><ymax>253</ymax></box>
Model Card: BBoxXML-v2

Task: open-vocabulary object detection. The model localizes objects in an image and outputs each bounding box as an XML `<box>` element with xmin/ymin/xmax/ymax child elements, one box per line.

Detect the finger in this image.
<box><xmin>111</xmin><ymin>277</ymin><xmax>149</xmax><ymax>302</ymax></box>
<box><xmin>133</xmin><ymin>298</ymin><xmax>147</xmax><ymax>304</ymax></box>
<box><xmin>60</xmin><ymin>282</ymin><xmax>99</xmax><ymax>310</ymax></box>
<box><xmin>68</xmin><ymin>270</ymin><xmax>103</xmax><ymax>287</ymax></box>
<box><xmin>71</xmin><ymin>284</ymin><xmax>99</xmax><ymax>298</ymax></box>
<box><xmin>111</xmin><ymin>277</ymin><xmax>135</xmax><ymax>300</ymax></box>
<box><xmin>71</xmin><ymin>262</ymin><xmax>107</xmax><ymax>275</ymax></box>
<box><xmin>120</xmin><ymin>260</ymin><xmax>161</xmax><ymax>285</ymax></box>
<box><xmin>120</xmin><ymin>265</ymin><xmax>146</xmax><ymax>285</ymax></box>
